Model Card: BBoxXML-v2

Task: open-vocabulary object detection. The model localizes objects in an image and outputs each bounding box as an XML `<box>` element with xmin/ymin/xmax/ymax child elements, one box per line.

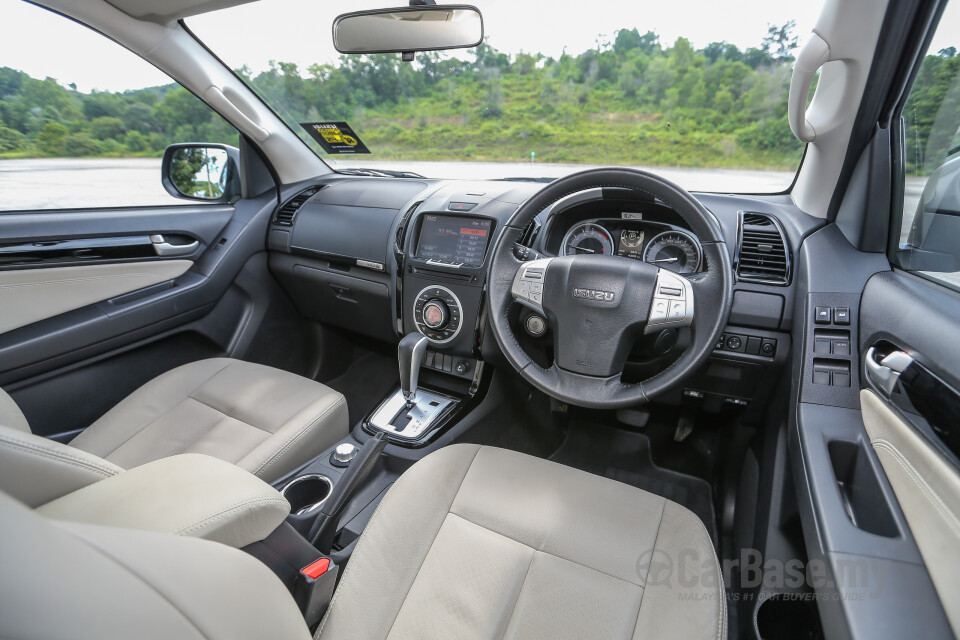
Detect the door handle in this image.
<box><xmin>150</xmin><ymin>234</ymin><xmax>199</xmax><ymax>257</ymax></box>
<box><xmin>864</xmin><ymin>347</ymin><xmax>913</xmax><ymax>397</ymax></box>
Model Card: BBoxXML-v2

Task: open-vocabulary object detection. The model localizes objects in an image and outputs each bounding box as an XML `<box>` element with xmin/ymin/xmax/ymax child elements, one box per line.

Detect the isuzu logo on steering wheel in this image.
<box><xmin>572</xmin><ymin>288</ymin><xmax>615</xmax><ymax>302</ymax></box>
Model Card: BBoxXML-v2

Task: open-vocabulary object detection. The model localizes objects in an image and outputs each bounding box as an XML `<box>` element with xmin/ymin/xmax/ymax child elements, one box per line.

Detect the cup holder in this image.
<box><xmin>281</xmin><ymin>474</ymin><xmax>333</xmax><ymax>516</ymax></box>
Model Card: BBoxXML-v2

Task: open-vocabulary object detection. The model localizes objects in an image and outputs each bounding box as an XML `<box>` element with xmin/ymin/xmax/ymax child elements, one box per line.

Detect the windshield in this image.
<box><xmin>188</xmin><ymin>0</ymin><xmax>822</xmax><ymax>191</ymax></box>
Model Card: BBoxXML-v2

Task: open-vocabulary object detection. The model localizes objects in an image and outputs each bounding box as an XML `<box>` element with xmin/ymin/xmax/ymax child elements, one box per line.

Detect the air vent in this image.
<box><xmin>274</xmin><ymin>186</ymin><xmax>322</xmax><ymax>226</ymax></box>
<box><xmin>517</xmin><ymin>217</ymin><xmax>542</xmax><ymax>247</ymax></box>
<box><xmin>736</xmin><ymin>211</ymin><xmax>790</xmax><ymax>285</ymax></box>
<box><xmin>395</xmin><ymin>201</ymin><xmax>423</xmax><ymax>253</ymax></box>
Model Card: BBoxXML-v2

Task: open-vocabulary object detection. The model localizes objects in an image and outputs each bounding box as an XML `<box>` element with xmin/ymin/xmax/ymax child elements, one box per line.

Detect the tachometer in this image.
<box><xmin>561</xmin><ymin>222</ymin><xmax>614</xmax><ymax>256</ymax></box>
<box><xmin>642</xmin><ymin>230</ymin><xmax>701</xmax><ymax>273</ymax></box>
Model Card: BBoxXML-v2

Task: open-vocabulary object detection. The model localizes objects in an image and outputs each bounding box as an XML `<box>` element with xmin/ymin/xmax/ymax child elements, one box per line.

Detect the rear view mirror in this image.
<box><xmin>161</xmin><ymin>143</ymin><xmax>241</xmax><ymax>203</ymax></box>
<box><xmin>333</xmin><ymin>5</ymin><xmax>483</xmax><ymax>55</ymax></box>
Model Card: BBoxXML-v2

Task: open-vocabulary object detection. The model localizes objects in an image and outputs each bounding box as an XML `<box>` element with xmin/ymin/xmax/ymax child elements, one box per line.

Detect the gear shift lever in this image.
<box><xmin>398</xmin><ymin>333</ymin><xmax>428</xmax><ymax>407</ymax></box>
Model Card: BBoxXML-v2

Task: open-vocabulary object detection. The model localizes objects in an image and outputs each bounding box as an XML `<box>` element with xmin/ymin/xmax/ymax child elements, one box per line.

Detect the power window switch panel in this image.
<box><xmin>832</xmin><ymin>341</ymin><xmax>851</xmax><ymax>356</ymax></box>
<box><xmin>814</xmin><ymin>306</ymin><xmax>832</xmax><ymax>324</ymax></box>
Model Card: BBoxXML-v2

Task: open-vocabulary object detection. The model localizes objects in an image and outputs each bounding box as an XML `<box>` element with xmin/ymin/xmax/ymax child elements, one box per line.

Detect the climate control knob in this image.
<box><xmin>422</xmin><ymin>299</ymin><xmax>449</xmax><ymax>329</ymax></box>
<box><xmin>413</xmin><ymin>285</ymin><xmax>463</xmax><ymax>344</ymax></box>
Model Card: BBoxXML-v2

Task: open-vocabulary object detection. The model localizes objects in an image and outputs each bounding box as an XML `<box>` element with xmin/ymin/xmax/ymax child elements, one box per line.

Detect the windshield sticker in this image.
<box><xmin>301</xmin><ymin>122</ymin><xmax>370</xmax><ymax>154</ymax></box>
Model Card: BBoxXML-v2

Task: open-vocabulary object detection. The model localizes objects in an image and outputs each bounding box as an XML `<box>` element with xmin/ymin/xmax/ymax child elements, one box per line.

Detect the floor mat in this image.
<box><xmin>549</xmin><ymin>420</ymin><xmax>718</xmax><ymax>547</ymax></box>
<box><xmin>321</xmin><ymin>350</ymin><xmax>399</xmax><ymax>425</ymax></box>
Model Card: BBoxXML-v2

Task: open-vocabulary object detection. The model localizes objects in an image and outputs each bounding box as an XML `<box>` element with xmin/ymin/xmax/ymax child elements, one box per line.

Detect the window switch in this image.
<box><xmin>834</xmin><ymin>307</ymin><xmax>850</xmax><ymax>325</ymax></box>
<box><xmin>832</xmin><ymin>372</ymin><xmax>851</xmax><ymax>387</ymax></box>
<box><xmin>812</xmin><ymin>369</ymin><xmax>831</xmax><ymax>385</ymax></box>
<box><xmin>832</xmin><ymin>341</ymin><xmax>850</xmax><ymax>356</ymax></box>
<box><xmin>814</xmin><ymin>306</ymin><xmax>832</xmax><ymax>324</ymax></box>
<box><xmin>814</xmin><ymin>339</ymin><xmax>831</xmax><ymax>354</ymax></box>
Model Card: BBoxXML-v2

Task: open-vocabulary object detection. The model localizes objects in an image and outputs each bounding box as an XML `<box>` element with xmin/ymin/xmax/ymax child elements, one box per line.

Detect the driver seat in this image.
<box><xmin>0</xmin><ymin>444</ymin><xmax>725</xmax><ymax>640</ymax></box>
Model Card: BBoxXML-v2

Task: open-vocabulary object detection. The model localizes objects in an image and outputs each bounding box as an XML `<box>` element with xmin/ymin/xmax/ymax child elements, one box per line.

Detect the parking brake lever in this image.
<box><xmin>308</xmin><ymin>432</ymin><xmax>387</xmax><ymax>553</ymax></box>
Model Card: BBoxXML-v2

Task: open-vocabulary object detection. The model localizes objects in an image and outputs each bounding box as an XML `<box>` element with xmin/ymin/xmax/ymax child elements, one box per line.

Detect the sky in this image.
<box><xmin>0</xmin><ymin>0</ymin><xmax>958</xmax><ymax>93</ymax></box>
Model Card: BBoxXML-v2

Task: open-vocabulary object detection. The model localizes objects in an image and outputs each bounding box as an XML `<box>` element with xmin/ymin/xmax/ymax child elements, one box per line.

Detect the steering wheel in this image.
<box><xmin>487</xmin><ymin>168</ymin><xmax>732</xmax><ymax>408</ymax></box>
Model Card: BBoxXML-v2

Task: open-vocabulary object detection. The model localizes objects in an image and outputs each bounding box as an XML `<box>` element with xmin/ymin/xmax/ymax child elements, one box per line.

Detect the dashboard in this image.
<box><xmin>266</xmin><ymin>173</ymin><xmax>818</xmax><ymax>414</ymax></box>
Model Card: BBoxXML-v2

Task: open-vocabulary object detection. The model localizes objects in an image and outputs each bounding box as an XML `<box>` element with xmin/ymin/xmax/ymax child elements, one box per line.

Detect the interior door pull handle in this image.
<box><xmin>150</xmin><ymin>235</ymin><xmax>199</xmax><ymax>257</ymax></box>
<box><xmin>864</xmin><ymin>347</ymin><xmax>913</xmax><ymax>396</ymax></box>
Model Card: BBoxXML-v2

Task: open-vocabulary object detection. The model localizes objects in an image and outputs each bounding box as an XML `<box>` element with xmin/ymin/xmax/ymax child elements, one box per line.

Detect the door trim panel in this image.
<box><xmin>860</xmin><ymin>388</ymin><xmax>960</xmax><ymax>637</ymax></box>
<box><xmin>0</xmin><ymin>260</ymin><xmax>193</xmax><ymax>335</ymax></box>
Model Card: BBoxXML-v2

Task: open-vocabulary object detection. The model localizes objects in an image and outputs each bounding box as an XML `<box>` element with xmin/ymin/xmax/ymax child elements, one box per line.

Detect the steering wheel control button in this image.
<box><xmin>834</xmin><ymin>307</ymin><xmax>851</xmax><ymax>325</ymax></box>
<box><xmin>511</xmin><ymin>257</ymin><xmax>554</xmax><ymax>313</ymax></box>
<box><xmin>524</xmin><ymin>314</ymin><xmax>547</xmax><ymax>337</ymax></box>
<box><xmin>814</xmin><ymin>306</ymin><xmax>832</xmax><ymax>324</ymax></box>
<box><xmin>651</xmin><ymin>298</ymin><xmax>668</xmax><ymax>321</ymax></box>
<box><xmin>413</xmin><ymin>286</ymin><xmax>463</xmax><ymax>344</ymax></box>
<box><xmin>645</xmin><ymin>269</ymin><xmax>694</xmax><ymax>333</ymax></box>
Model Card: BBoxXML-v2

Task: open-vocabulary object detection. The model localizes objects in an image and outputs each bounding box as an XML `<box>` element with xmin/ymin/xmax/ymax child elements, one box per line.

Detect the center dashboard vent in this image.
<box><xmin>736</xmin><ymin>211</ymin><xmax>790</xmax><ymax>285</ymax></box>
<box><xmin>274</xmin><ymin>186</ymin><xmax>323</xmax><ymax>227</ymax></box>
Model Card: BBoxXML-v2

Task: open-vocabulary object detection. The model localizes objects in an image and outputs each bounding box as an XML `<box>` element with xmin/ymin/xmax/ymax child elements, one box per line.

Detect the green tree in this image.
<box><xmin>90</xmin><ymin>116</ymin><xmax>125</xmax><ymax>140</ymax></box>
<box><xmin>63</xmin><ymin>132</ymin><xmax>100</xmax><ymax>156</ymax></box>
<box><xmin>36</xmin><ymin>121</ymin><xmax>68</xmax><ymax>156</ymax></box>
<box><xmin>762</xmin><ymin>21</ymin><xmax>799</xmax><ymax>64</ymax></box>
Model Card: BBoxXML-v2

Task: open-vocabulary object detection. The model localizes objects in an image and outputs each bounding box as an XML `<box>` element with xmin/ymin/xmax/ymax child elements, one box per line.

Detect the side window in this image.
<box><xmin>0</xmin><ymin>0</ymin><xmax>238</xmax><ymax>211</ymax></box>
<box><xmin>895</xmin><ymin>1</ymin><xmax>960</xmax><ymax>291</ymax></box>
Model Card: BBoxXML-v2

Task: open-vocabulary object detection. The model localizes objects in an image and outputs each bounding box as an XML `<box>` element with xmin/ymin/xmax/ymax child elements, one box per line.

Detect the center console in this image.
<box><xmin>361</xmin><ymin>182</ymin><xmax>537</xmax><ymax>445</ymax></box>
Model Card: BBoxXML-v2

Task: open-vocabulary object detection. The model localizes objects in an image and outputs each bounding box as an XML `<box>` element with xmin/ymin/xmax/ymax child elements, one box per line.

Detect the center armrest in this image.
<box><xmin>36</xmin><ymin>454</ymin><xmax>291</xmax><ymax>549</ymax></box>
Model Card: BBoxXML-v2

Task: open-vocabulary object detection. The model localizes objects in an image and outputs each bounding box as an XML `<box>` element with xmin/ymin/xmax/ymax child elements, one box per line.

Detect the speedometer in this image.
<box><xmin>561</xmin><ymin>222</ymin><xmax>614</xmax><ymax>256</ymax></box>
<box><xmin>642</xmin><ymin>230</ymin><xmax>701</xmax><ymax>273</ymax></box>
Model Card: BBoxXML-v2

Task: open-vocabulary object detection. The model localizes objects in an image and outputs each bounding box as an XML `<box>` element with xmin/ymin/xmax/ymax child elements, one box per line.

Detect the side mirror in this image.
<box><xmin>333</xmin><ymin>5</ymin><xmax>483</xmax><ymax>55</ymax></box>
<box><xmin>162</xmin><ymin>143</ymin><xmax>241</xmax><ymax>203</ymax></box>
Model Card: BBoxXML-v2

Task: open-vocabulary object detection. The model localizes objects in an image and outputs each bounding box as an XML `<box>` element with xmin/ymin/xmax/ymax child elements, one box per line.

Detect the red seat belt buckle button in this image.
<box><xmin>301</xmin><ymin>557</ymin><xmax>330</xmax><ymax>579</ymax></box>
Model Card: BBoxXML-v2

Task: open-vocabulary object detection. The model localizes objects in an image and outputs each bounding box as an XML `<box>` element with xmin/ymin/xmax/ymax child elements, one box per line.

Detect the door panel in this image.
<box><xmin>858</xmin><ymin>269</ymin><xmax>960</xmax><ymax>638</ymax></box>
<box><xmin>0</xmin><ymin>191</ymin><xmax>280</xmax><ymax>436</ymax></box>
<box><xmin>0</xmin><ymin>259</ymin><xmax>192</xmax><ymax>334</ymax></box>
<box><xmin>860</xmin><ymin>388</ymin><xmax>960</xmax><ymax>635</ymax></box>
<box><xmin>788</xmin><ymin>228</ymin><xmax>954</xmax><ymax>640</ymax></box>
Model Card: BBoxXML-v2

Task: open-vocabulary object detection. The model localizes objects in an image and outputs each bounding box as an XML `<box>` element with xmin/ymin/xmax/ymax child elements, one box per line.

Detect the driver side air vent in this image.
<box><xmin>736</xmin><ymin>212</ymin><xmax>790</xmax><ymax>285</ymax></box>
<box><xmin>274</xmin><ymin>186</ymin><xmax>323</xmax><ymax>227</ymax></box>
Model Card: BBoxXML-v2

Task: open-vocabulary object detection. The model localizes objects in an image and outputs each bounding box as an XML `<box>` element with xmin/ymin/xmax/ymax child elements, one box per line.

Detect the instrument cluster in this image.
<box><xmin>558</xmin><ymin>219</ymin><xmax>703</xmax><ymax>274</ymax></box>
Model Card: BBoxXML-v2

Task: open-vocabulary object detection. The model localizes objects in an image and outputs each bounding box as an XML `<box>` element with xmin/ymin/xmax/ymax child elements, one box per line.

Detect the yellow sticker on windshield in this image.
<box><xmin>301</xmin><ymin>122</ymin><xmax>370</xmax><ymax>154</ymax></box>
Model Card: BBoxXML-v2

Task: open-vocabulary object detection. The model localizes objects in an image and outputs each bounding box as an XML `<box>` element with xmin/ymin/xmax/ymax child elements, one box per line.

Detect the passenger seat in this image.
<box><xmin>0</xmin><ymin>358</ymin><xmax>348</xmax><ymax>507</ymax></box>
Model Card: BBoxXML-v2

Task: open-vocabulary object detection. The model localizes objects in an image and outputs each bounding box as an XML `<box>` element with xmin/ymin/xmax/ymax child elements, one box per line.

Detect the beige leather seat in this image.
<box><xmin>0</xmin><ymin>444</ymin><xmax>725</xmax><ymax>640</ymax></box>
<box><xmin>320</xmin><ymin>444</ymin><xmax>725</xmax><ymax>639</ymax></box>
<box><xmin>0</xmin><ymin>358</ymin><xmax>348</xmax><ymax>507</ymax></box>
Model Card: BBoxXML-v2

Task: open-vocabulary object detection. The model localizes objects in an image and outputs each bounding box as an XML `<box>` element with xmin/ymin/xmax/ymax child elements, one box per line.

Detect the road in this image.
<box><xmin>1</xmin><ymin>158</ymin><xmax>800</xmax><ymax>210</ymax></box>
<box><xmin>1</xmin><ymin>157</ymin><xmax>955</xmax><ymax>286</ymax></box>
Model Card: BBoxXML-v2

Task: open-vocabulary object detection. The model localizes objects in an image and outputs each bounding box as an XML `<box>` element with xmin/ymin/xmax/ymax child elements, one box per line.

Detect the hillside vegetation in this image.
<box><xmin>0</xmin><ymin>23</ymin><xmax>956</xmax><ymax>172</ymax></box>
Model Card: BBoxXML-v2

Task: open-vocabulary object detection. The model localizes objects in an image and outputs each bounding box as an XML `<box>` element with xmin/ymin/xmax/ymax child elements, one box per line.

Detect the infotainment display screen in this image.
<box><xmin>415</xmin><ymin>214</ymin><xmax>493</xmax><ymax>267</ymax></box>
